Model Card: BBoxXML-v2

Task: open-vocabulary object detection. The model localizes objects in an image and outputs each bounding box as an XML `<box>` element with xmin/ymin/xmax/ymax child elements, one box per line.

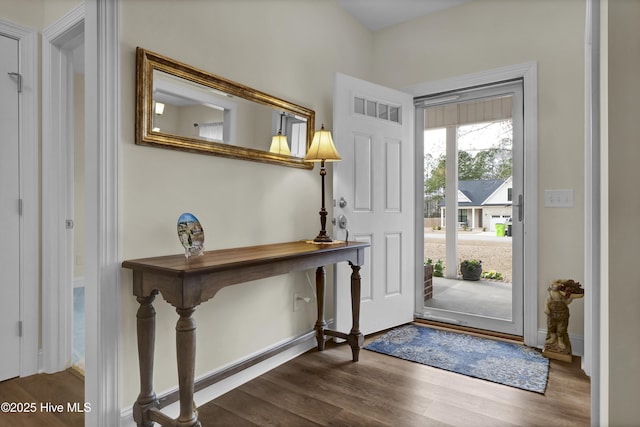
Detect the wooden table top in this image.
<box><xmin>122</xmin><ymin>240</ymin><xmax>369</xmax><ymax>277</ymax></box>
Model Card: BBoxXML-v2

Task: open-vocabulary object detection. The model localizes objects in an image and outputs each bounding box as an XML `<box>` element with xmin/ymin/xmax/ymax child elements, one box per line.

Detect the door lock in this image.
<box><xmin>339</xmin><ymin>197</ymin><xmax>347</xmax><ymax>208</ymax></box>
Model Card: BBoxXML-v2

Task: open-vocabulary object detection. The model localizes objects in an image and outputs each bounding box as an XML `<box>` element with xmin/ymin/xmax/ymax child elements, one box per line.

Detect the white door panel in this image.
<box><xmin>333</xmin><ymin>73</ymin><xmax>414</xmax><ymax>335</ymax></box>
<box><xmin>0</xmin><ymin>34</ymin><xmax>21</xmax><ymax>381</ymax></box>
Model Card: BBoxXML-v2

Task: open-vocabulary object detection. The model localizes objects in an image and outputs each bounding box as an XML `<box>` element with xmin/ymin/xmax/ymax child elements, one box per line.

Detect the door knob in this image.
<box><xmin>337</xmin><ymin>215</ymin><xmax>348</xmax><ymax>229</ymax></box>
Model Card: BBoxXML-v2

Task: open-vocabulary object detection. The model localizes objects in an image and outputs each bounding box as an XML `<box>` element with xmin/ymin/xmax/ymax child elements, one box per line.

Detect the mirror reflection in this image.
<box><xmin>136</xmin><ymin>48</ymin><xmax>315</xmax><ymax>168</ymax></box>
<box><xmin>152</xmin><ymin>70</ymin><xmax>309</xmax><ymax>156</ymax></box>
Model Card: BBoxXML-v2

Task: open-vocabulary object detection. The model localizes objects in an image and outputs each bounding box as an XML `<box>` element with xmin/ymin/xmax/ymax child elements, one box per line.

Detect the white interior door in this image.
<box><xmin>0</xmin><ymin>34</ymin><xmax>21</xmax><ymax>381</ymax></box>
<box><xmin>333</xmin><ymin>72</ymin><xmax>415</xmax><ymax>335</ymax></box>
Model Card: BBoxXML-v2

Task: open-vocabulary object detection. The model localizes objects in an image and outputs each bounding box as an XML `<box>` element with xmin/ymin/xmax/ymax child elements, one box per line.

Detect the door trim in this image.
<box><xmin>405</xmin><ymin>62</ymin><xmax>538</xmax><ymax>346</ymax></box>
<box><xmin>0</xmin><ymin>19</ymin><xmax>39</xmax><ymax>377</ymax></box>
<box><xmin>584</xmin><ymin>0</ymin><xmax>600</xmax><ymax>420</ymax></box>
<box><xmin>84</xmin><ymin>1</ymin><xmax>121</xmax><ymax>424</ymax></box>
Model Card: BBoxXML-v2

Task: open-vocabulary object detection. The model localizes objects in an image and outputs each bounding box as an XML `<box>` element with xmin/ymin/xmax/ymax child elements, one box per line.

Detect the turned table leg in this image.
<box><xmin>133</xmin><ymin>291</ymin><xmax>159</xmax><ymax>427</ymax></box>
<box><xmin>175</xmin><ymin>307</ymin><xmax>201</xmax><ymax>427</ymax></box>
<box><xmin>347</xmin><ymin>263</ymin><xmax>364</xmax><ymax>362</ymax></box>
<box><xmin>314</xmin><ymin>266</ymin><xmax>327</xmax><ymax>351</ymax></box>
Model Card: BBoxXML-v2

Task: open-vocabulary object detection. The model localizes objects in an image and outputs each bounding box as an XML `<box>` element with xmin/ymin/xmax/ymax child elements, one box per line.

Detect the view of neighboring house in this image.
<box><xmin>439</xmin><ymin>177</ymin><xmax>512</xmax><ymax>231</ymax></box>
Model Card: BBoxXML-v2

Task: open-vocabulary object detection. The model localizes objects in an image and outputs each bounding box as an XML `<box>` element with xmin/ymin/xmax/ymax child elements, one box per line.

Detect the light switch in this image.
<box><xmin>544</xmin><ymin>189</ymin><xmax>574</xmax><ymax>207</ymax></box>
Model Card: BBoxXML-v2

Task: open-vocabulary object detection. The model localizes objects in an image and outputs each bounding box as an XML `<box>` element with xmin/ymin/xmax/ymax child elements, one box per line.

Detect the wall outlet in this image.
<box><xmin>293</xmin><ymin>293</ymin><xmax>311</xmax><ymax>312</ymax></box>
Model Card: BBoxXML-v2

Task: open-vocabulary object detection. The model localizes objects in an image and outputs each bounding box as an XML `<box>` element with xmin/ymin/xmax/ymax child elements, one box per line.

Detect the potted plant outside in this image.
<box><xmin>460</xmin><ymin>259</ymin><xmax>482</xmax><ymax>281</ymax></box>
<box><xmin>433</xmin><ymin>259</ymin><xmax>444</xmax><ymax>277</ymax></box>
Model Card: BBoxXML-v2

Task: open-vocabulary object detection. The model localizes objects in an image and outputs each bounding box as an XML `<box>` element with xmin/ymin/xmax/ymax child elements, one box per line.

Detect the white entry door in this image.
<box><xmin>333</xmin><ymin>73</ymin><xmax>415</xmax><ymax>335</ymax></box>
<box><xmin>0</xmin><ymin>34</ymin><xmax>21</xmax><ymax>381</ymax></box>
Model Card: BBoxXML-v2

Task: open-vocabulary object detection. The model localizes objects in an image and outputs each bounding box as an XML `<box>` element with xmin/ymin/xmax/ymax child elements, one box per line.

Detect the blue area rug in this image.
<box><xmin>364</xmin><ymin>324</ymin><xmax>549</xmax><ymax>394</ymax></box>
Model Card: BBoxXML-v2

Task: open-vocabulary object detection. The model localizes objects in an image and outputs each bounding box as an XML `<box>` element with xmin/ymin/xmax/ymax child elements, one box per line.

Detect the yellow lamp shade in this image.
<box><xmin>304</xmin><ymin>125</ymin><xmax>341</xmax><ymax>162</ymax></box>
<box><xmin>269</xmin><ymin>132</ymin><xmax>291</xmax><ymax>155</ymax></box>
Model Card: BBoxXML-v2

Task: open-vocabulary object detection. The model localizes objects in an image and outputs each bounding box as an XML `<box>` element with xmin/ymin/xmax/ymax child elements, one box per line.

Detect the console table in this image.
<box><xmin>122</xmin><ymin>240</ymin><xmax>369</xmax><ymax>427</ymax></box>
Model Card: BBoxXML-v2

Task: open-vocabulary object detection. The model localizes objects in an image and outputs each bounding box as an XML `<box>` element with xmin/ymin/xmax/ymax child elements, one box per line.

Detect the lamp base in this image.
<box><xmin>313</xmin><ymin>231</ymin><xmax>333</xmax><ymax>243</ymax></box>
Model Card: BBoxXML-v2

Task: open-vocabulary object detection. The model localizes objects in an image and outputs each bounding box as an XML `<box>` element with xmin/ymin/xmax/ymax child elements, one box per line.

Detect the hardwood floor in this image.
<box><xmin>198</xmin><ymin>333</ymin><xmax>591</xmax><ymax>427</ymax></box>
<box><xmin>0</xmin><ymin>368</ymin><xmax>84</xmax><ymax>427</ymax></box>
<box><xmin>0</xmin><ymin>331</ymin><xmax>590</xmax><ymax>427</ymax></box>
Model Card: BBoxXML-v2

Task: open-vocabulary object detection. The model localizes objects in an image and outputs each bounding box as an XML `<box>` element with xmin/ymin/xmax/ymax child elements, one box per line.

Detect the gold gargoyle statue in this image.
<box><xmin>543</xmin><ymin>279</ymin><xmax>584</xmax><ymax>361</ymax></box>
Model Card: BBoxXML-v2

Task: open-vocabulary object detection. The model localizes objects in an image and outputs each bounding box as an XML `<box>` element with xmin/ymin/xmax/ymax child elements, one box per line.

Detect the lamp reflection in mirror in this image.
<box><xmin>270</xmin><ymin>113</ymin><xmax>291</xmax><ymax>155</ymax></box>
<box><xmin>304</xmin><ymin>124</ymin><xmax>341</xmax><ymax>242</ymax></box>
<box><xmin>269</xmin><ymin>132</ymin><xmax>291</xmax><ymax>155</ymax></box>
<box><xmin>154</xmin><ymin>101</ymin><xmax>165</xmax><ymax>115</ymax></box>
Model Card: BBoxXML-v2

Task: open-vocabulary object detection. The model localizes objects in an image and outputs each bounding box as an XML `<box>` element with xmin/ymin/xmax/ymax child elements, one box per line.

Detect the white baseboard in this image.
<box><xmin>536</xmin><ymin>329</ymin><xmax>584</xmax><ymax>356</ymax></box>
<box><xmin>120</xmin><ymin>335</ymin><xmax>316</xmax><ymax>426</ymax></box>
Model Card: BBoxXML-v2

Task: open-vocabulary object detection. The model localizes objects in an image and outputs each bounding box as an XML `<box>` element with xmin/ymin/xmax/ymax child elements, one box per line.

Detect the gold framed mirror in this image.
<box><xmin>136</xmin><ymin>47</ymin><xmax>315</xmax><ymax>169</ymax></box>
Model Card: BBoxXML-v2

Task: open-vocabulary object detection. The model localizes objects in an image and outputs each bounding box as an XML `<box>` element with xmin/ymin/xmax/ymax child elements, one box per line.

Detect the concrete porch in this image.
<box><xmin>424</xmin><ymin>276</ymin><xmax>512</xmax><ymax>320</ymax></box>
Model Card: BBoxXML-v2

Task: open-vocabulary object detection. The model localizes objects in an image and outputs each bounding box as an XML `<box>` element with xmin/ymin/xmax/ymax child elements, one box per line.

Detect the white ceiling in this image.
<box><xmin>336</xmin><ymin>0</ymin><xmax>472</xmax><ymax>31</ymax></box>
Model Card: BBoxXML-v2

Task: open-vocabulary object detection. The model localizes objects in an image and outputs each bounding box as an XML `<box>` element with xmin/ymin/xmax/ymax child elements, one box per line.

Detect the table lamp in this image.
<box><xmin>304</xmin><ymin>125</ymin><xmax>341</xmax><ymax>242</ymax></box>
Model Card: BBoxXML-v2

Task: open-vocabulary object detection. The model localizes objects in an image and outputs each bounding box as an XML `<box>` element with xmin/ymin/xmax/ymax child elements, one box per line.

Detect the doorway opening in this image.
<box><xmin>41</xmin><ymin>6</ymin><xmax>85</xmax><ymax>376</ymax></box>
<box><xmin>416</xmin><ymin>80</ymin><xmax>524</xmax><ymax>336</ymax></box>
<box><xmin>70</xmin><ymin>41</ymin><xmax>85</xmax><ymax>374</ymax></box>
